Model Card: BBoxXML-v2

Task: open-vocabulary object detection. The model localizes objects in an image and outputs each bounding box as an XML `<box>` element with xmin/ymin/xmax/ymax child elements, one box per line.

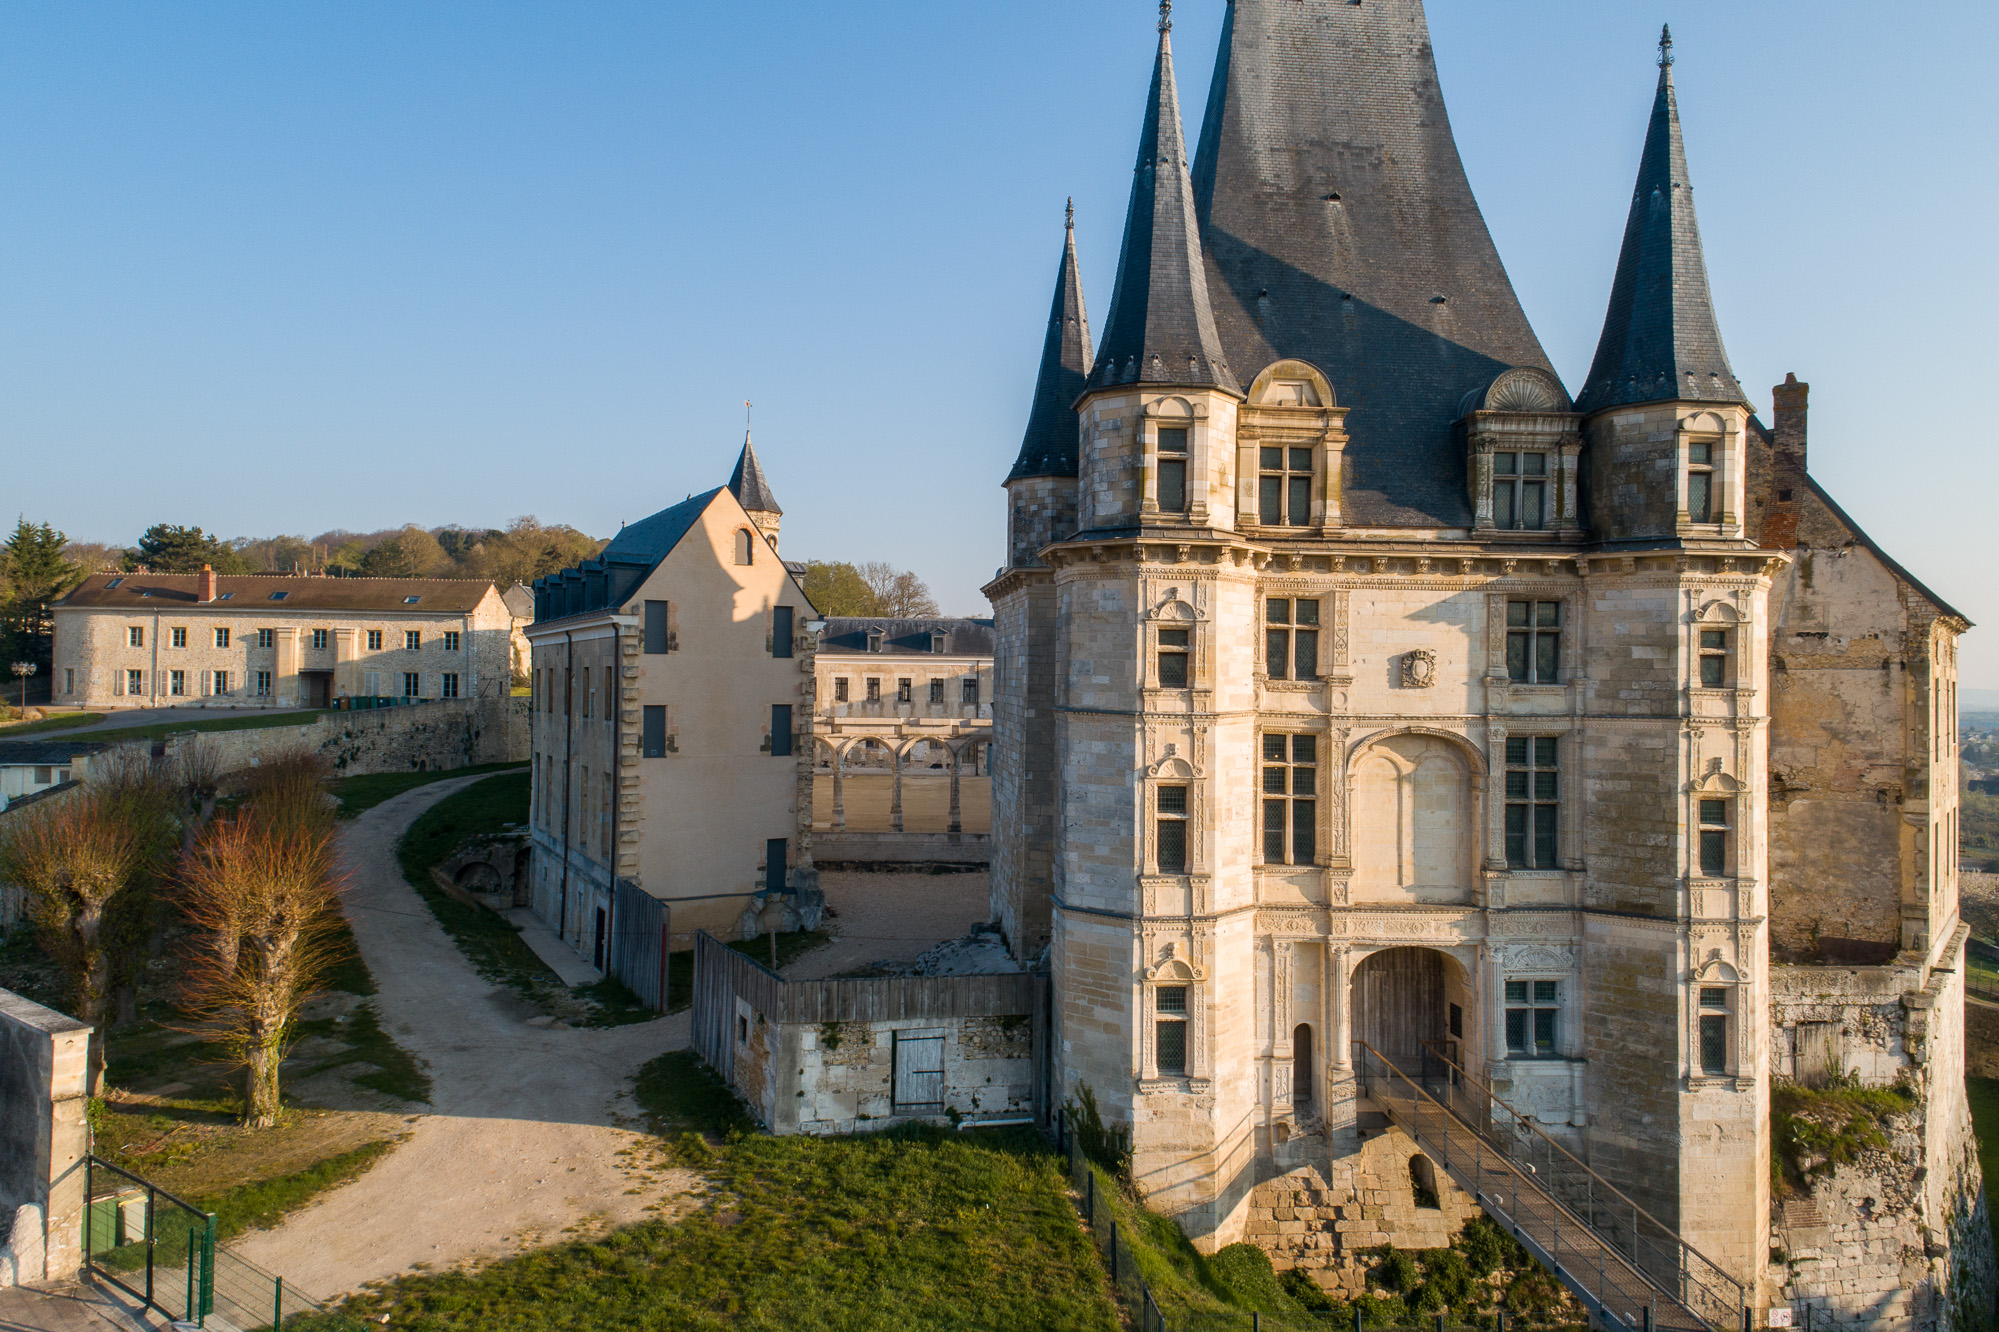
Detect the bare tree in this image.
<box><xmin>855</xmin><ymin>562</ymin><xmax>941</xmax><ymax>618</ymax></box>
<box><xmin>177</xmin><ymin>757</ymin><xmax>345</xmax><ymax>1127</ymax></box>
<box><xmin>0</xmin><ymin>790</ymin><xmax>151</xmax><ymax>1092</ymax></box>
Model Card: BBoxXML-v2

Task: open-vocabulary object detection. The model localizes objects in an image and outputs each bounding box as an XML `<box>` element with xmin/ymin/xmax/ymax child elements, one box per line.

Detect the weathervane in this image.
<box><xmin>1658</xmin><ymin>23</ymin><xmax>1673</xmax><ymax>68</ymax></box>
<box><xmin>1159</xmin><ymin>0</ymin><xmax>1172</xmax><ymax>35</ymax></box>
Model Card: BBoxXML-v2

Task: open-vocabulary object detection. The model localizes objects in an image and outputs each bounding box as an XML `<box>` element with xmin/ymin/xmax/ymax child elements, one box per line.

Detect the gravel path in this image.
<box><xmin>231</xmin><ymin>774</ymin><xmax>693</xmax><ymax>1298</ymax></box>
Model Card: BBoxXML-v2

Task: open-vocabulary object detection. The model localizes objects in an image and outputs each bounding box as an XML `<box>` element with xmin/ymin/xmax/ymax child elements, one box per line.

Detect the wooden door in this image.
<box><xmin>893</xmin><ymin>1030</ymin><xmax>946</xmax><ymax>1108</ymax></box>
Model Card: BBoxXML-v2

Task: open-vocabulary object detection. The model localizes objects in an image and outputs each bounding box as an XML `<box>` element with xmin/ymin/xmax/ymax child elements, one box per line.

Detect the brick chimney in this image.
<box><xmin>1772</xmin><ymin>373</ymin><xmax>1809</xmax><ymax>473</ymax></box>
<box><xmin>198</xmin><ymin>564</ymin><xmax>217</xmax><ymax>603</ymax></box>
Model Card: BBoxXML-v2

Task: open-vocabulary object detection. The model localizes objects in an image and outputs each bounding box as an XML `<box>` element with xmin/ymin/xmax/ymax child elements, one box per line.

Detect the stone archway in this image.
<box><xmin>1350</xmin><ymin>946</ymin><xmax>1473</xmax><ymax>1069</ymax></box>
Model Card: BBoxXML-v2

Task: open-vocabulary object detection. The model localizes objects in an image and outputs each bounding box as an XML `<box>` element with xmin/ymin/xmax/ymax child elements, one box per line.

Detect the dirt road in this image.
<box><xmin>231</xmin><ymin>774</ymin><xmax>691</xmax><ymax>1298</ymax></box>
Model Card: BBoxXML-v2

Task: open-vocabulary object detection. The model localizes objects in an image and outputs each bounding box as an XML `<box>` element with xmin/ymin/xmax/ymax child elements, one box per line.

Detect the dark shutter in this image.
<box><xmin>644</xmin><ymin>601</ymin><xmax>670</xmax><ymax>654</ymax></box>
<box><xmin>771</xmin><ymin>704</ymin><xmax>793</xmax><ymax>757</ymax></box>
<box><xmin>766</xmin><ymin>838</ymin><xmax>788</xmax><ymax>894</ymax></box>
<box><xmin>772</xmin><ymin>606</ymin><xmax>793</xmax><ymax>659</ymax></box>
<box><xmin>642</xmin><ymin>705</ymin><xmax>667</xmax><ymax>758</ymax></box>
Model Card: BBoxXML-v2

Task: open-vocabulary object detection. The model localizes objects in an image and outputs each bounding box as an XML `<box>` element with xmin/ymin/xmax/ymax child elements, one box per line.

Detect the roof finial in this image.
<box><xmin>1065</xmin><ymin>197</ymin><xmax>1074</xmax><ymax>232</ymax></box>
<box><xmin>744</xmin><ymin>399</ymin><xmax>753</xmax><ymax>440</ymax></box>
<box><xmin>1658</xmin><ymin>23</ymin><xmax>1673</xmax><ymax>68</ymax></box>
<box><xmin>1158</xmin><ymin>0</ymin><xmax>1171</xmax><ymax>35</ymax></box>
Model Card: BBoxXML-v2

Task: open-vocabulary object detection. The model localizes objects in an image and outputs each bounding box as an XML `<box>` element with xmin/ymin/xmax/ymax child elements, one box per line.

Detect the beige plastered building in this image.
<box><xmin>987</xmin><ymin>5</ymin><xmax>1987</xmax><ymax>1326</ymax></box>
<box><xmin>525</xmin><ymin>439</ymin><xmax>817</xmax><ymax>962</ymax></box>
<box><xmin>51</xmin><ymin>569</ymin><xmax>529</xmax><ymax>710</ymax></box>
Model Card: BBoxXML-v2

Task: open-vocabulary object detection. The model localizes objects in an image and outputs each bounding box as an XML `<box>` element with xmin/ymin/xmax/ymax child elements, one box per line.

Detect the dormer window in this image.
<box><xmin>404</xmin><ymin>595</ymin><xmax>422</xmax><ymax>604</ymax></box>
<box><xmin>105</xmin><ymin>578</ymin><xmax>123</xmax><ymax>589</ymax></box>
<box><xmin>218</xmin><ymin>592</ymin><xmax>234</xmax><ymax>601</ymax></box>
<box><xmin>1687</xmin><ymin>443</ymin><xmax>1715</xmax><ymax>523</ymax></box>
<box><xmin>1491</xmin><ymin>452</ymin><xmax>1548</xmax><ymax>530</ymax></box>
<box><xmin>1259</xmin><ymin>447</ymin><xmax>1313</xmax><ymax>526</ymax></box>
<box><xmin>867</xmin><ymin>631</ymin><xmax>884</xmax><ymax>653</ymax></box>
<box><xmin>930</xmin><ymin>632</ymin><xmax>946</xmax><ymax>654</ymax></box>
<box><xmin>269</xmin><ymin>591</ymin><xmax>289</xmax><ymax>601</ymax></box>
<box><xmin>1157</xmin><ymin>428</ymin><xmax>1189</xmax><ymax>513</ymax></box>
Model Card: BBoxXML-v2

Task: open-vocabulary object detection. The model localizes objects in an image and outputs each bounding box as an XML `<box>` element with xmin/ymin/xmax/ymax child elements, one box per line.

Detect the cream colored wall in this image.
<box><xmin>529</xmin><ymin>492</ymin><xmax>813</xmax><ymax>944</ymax></box>
<box><xmin>52</xmin><ymin>588</ymin><xmax>521</xmax><ymax>709</ymax></box>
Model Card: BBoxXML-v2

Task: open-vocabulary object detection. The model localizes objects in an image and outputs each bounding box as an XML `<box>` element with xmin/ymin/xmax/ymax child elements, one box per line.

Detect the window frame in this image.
<box><xmin>1504</xmin><ymin>978</ymin><xmax>1562</xmax><ymax>1058</ymax></box>
<box><xmin>1260</xmin><ymin>732</ymin><xmax>1319</xmax><ymax>866</ymax></box>
<box><xmin>1258</xmin><ymin>445</ymin><xmax>1316</xmax><ymax>527</ymax></box>
<box><xmin>1503</xmin><ymin>736</ymin><xmax>1560</xmax><ymax>870</ymax></box>
<box><xmin>960</xmin><ymin>676</ymin><xmax>979</xmax><ymax>706</ymax></box>
<box><xmin>1697</xmin><ymin>797</ymin><xmax>1731</xmax><ymax>878</ymax></box>
<box><xmin>834</xmin><ymin>677</ymin><xmax>849</xmax><ymax>703</ymax></box>
<box><xmin>1155</xmin><ymin>784</ymin><xmax>1190</xmax><ymax>874</ymax></box>
<box><xmin>171</xmin><ymin>627</ymin><xmax>187</xmax><ymax>648</ymax></box>
<box><xmin>1698</xmin><ymin>627</ymin><xmax>1730</xmax><ymax>689</ymax></box>
<box><xmin>1154</xmin><ymin>985</ymin><xmax>1190</xmax><ymax>1076</ymax></box>
<box><xmin>403</xmin><ymin>672</ymin><xmax>421</xmax><ymax>699</ymax></box>
<box><xmin>928</xmin><ymin>678</ymin><xmax>945</xmax><ymax>705</ymax></box>
<box><xmin>1505</xmin><ymin>600</ymin><xmax>1561</xmax><ymax>685</ymax></box>
<box><xmin>404</xmin><ymin>630</ymin><xmax>422</xmax><ymax>651</ymax></box>
<box><xmin>1155</xmin><ymin>425</ymin><xmax>1190</xmax><ymax>515</ymax></box>
<box><xmin>770</xmin><ymin>704</ymin><xmax>794</xmax><ymax>758</ymax></box>
<box><xmin>896</xmin><ymin>678</ymin><xmax>912</xmax><ymax>705</ymax></box>
<box><xmin>1490</xmin><ymin>450</ymin><xmax>1550</xmax><ymax>531</ymax></box>
<box><xmin>310</xmin><ymin>628</ymin><xmax>328</xmax><ymax>650</ymax></box>
<box><xmin>254</xmin><ymin>670</ymin><xmax>272</xmax><ymax>697</ymax></box>
<box><xmin>1157</xmin><ymin>627</ymin><xmax>1191</xmax><ymax>689</ymax></box>
<box><xmin>366</xmin><ymin>629</ymin><xmax>383</xmax><ymax>651</ymax></box>
<box><xmin>1686</xmin><ymin>441</ymin><xmax>1716</xmax><ymax>524</ymax></box>
<box><xmin>125</xmin><ymin>668</ymin><xmax>144</xmax><ymax>696</ymax></box>
<box><xmin>442</xmin><ymin>672</ymin><xmax>460</xmax><ymax>699</ymax></box>
<box><xmin>214</xmin><ymin>627</ymin><xmax>231</xmax><ymax>649</ymax></box>
<box><xmin>1698</xmin><ymin>986</ymin><xmax>1731</xmax><ymax>1077</ymax></box>
<box><xmin>443</xmin><ymin>631</ymin><xmax>461</xmax><ymax>652</ymax></box>
<box><xmin>127</xmin><ymin>626</ymin><xmax>144</xmax><ymax>648</ymax></box>
<box><xmin>1265</xmin><ymin>599</ymin><xmax>1320</xmax><ymax>682</ymax></box>
<box><xmin>212</xmin><ymin>670</ymin><xmax>230</xmax><ymax>695</ymax></box>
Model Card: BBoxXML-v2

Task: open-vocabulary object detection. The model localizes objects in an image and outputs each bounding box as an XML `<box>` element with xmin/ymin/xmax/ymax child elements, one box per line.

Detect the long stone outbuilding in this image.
<box><xmin>987</xmin><ymin>4</ymin><xmax>1989</xmax><ymax>1328</ymax></box>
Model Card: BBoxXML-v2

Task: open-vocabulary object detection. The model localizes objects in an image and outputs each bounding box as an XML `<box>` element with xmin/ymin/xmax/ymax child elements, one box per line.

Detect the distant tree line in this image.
<box><xmin>0</xmin><ymin>514</ymin><xmax>606</xmax><ymax>689</ymax></box>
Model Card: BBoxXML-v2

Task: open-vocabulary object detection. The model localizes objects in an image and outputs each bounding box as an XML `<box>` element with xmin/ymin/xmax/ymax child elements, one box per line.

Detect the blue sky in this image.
<box><xmin>4</xmin><ymin>2</ymin><xmax>1996</xmax><ymax>684</ymax></box>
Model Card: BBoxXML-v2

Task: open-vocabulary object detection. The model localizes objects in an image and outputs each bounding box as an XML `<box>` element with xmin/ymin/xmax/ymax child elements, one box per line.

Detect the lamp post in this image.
<box><xmin>11</xmin><ymin>661</ymin><xmax>36</xmax><ymax>716</ymax></box>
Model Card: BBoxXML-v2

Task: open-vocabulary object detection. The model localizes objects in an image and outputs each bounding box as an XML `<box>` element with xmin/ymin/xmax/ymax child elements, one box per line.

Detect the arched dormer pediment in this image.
<box><xmin>1689</xmin><ymin>767</ymin><xmax>1742</xmax><ymax>795</ymax></box>
<box><xmin>1461</xmin><ymin>366</ymin><xmax>1572</xmax><ymax>418</ymax></box>
<box><xmin>1694</xmin><ymin>957</ymin><xmax>1741</xmax><ymax>984</ymax></box>
<box><xmin>1144</xmin><ymin>956</ymin><xmax>1205</xmax><ymax>983</ymax></box>
<box><xmin>1679</xmin><ymin>409</ymin><xmax>1730</xmax><ymax>435</ymax></box>
<box><xmin>1148</xmin><ymin>754</ymin><xmax>1200</xmax><ymax>781</ymax></box>
<box><xmin>1145</xmin><ymin>395</ymin><xmax>1197</xmax><ymax>421</ymax></box>
<box><xmin>1247</xmin><ymin>360</ymin><xmax>1335</xmax><ymax>409</ymax></box>
<box><xmin>1694</xmin><ymin>600</ymin><xmax>1743</xmax><ymax>625</ymax></box>
<box><xmin>1147</xmin><ymin>592</ymin><xmax>1199</xmax><ymax>623</ymax></box>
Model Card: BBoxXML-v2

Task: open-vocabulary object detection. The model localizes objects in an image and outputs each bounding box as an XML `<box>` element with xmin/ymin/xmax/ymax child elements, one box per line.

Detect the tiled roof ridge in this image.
<box><xmin>1576</xmin><ymin>28</ymin><xmax>1747</xmax><ymax>414</ymax></box>
<box><xmin>1085</xmin><ymin>7</ymin><xmax>1238</xmax><ymax>396</ymax></box>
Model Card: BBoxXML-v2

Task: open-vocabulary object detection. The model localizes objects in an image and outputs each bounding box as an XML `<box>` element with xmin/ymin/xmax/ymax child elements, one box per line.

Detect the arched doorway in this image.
<box><xmin>1351</xmin><ymin>946</ymin><xmax>1473</xmax><ymax>1070</ymax></box>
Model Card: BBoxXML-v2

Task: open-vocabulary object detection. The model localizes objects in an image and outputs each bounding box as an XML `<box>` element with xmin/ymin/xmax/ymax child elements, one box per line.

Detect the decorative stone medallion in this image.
<box><xmin>1401</xmin><ymin>649</ymin><xmax>1437</xmax><ymax>689</ymax></box>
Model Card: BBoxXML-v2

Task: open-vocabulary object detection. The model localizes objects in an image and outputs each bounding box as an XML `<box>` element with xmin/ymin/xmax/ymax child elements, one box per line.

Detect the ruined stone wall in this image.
<box><xmin>1768</xmin><ymin>932</ymin><xmax>1994</xmax><ymax>1331</ymax></box>
<box><xmin>0</xmin><ymin>988</ymin><xmax>90</xmax><ymax>1286</ymax></box>
<box><xmin>767</xmin><ymin>1013</ymin><xmax>1036</xmax><ymax>1135</ymax></box>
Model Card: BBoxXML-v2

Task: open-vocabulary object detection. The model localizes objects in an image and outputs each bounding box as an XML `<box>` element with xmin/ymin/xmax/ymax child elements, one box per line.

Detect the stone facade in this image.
<box><xmin>52</xmin><ymin>572</ymin><xmax>529</xmax><ymax>710</ymax></box>
<box><xmin>810</xmin><ymin>617</ymin><xmax>994</xmax><ymax>845</ymax></box>
<box><xmin>527</xmin><ymin>467</ymin><xmax>817</xmax><ymax>958</ymax></box>
<box><xmin>986</xmin><ymin>3</ymin><xmax>1985</xmax><ymax>1323</ymax></box>
<box><xmin>0</xmin><ymin>987</ymin><xmax>90</xmax><ymax>1287</ymax></box>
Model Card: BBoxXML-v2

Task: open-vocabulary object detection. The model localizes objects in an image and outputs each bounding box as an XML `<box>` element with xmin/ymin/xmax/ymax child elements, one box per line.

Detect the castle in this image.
<box><xmin>987</xmin><ymin>3</ymin><xmax>1988</xmax><ymax>1325</ymax></box>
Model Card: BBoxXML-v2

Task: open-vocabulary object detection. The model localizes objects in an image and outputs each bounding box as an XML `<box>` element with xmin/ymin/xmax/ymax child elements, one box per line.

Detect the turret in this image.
<box><xmin>1579</xmin><ymin>27</ymin><xmax>1751</xmax><ymax>544</ymax></box>
<box><xmin>728</xmin><ymin>433</ymin><xmax>783</xmax><ymax>552</ymax></box>
<box><xmin>1004</xmin><ymin>202</ymin><xmax>1093</xmax><ymax>568</ymax></box>
<box><xmin>1076</xmin><ymin>0</ymin><xmax>1242</xmax><ymax>535</ymax></box>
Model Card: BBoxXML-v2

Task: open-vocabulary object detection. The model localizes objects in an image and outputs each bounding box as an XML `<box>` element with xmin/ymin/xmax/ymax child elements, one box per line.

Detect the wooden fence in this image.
<box><xmin>691</xmin><ymin>930</ymin><xmax>1049</xmax><ymax>1111</ymax></box>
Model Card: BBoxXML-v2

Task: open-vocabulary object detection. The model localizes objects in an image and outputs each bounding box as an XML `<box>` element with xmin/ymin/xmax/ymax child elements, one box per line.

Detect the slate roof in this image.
<box><xmin>728</xmin><ymin>437</ymin><xmax>782</xmax><ymax>516</ymax></box>
<box><xmin>817</xmin><ymin>618</ymin><xmax>996</xmax><ymax>658</ymax></box>
<box><xmin>1577</xmin><ymin>33</ymin><xmax>1746</xmax><ymax>415</ymax></box>
<box><xmin>0</xmin><ymin>739</ymin><xmax>109</xmax><ymax>766</ymax></box>
<box><xmin>1009</xmin><ymin>206</ymin><xmax>1095</xmax><ymax>481</ymax></box>
<box><xmin>57</xmin><ymin>575</ymin><xmax>503</xmax><ymax>614</ymax></box>
<box><xmin>600</xmin><ymin>488</ymin><xmax>727</xmax><ymax>567</ymax></box>
<box><xmin>1189</xmin><ymin>0</ymin><xmax>1556</xmax><ymax>526</ymax></box>
<box><xmin>1086</xmin><ymin>12</ymin><xmax>1238</xmax><ymax>396</ymax></box>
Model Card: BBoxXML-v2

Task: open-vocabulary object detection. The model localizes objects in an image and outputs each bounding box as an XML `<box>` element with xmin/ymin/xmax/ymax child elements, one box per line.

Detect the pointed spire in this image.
<box><xmin>1085</xmin><ymin>7</ymin><xmax>1237</xmax><ymax>396</ymax></box>
<box><xmin>1010</xmin><ymin>202</ymin><xmax>1095</xmax><ymax>481</ymax></box>
<box><xmin>1577</xmin><ymin>31</ymin><xmax>1746</xmax><ymax>414</ymax></box>
<box><xmin>729</xmin><ymin>431</ymin><xmax>781</xmax><ymax>517</ymax></box>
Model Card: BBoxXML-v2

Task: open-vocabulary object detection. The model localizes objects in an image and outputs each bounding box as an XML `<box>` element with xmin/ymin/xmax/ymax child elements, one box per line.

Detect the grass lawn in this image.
<box><xmin>332</xmin><ymin>762</ymin><xmax>527</xmax><ymax>819</ymax></box>
<box><xmin>0</xmin><ymin>710</ymin><xmax>105</xmax><ymax>737</ymax></box>
<box><xmin>317</xmin><ymin>1052</ymin><xmax>1120</xmax><ymax>1332</ymax></box>
<box><xmin>397</xmin><ymin>772</ymin><xmax>564</xmax><ymax>1001</ymax></box>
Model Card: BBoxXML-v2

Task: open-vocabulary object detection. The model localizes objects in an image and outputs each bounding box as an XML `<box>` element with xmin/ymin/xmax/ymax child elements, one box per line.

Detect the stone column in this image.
<box><xmin>1331</xmin><ymin>945</ymin><xmax>1352</xmax><ymax>1071</ymax></box>
<box><xmin>889</xmin><ymin>745</ymin><xmax>903</xmax><ymax>833</ymax></box>
<box><xmin>1485</xmin><ymin>948</ymin><xmax>1508</xmax><ymax>1070</ymax></box>
<box><xmin>948</xmin><ymin>748</ymin><xmax>962</xmax><ymax>834</ymax></box>
<box><xmin>831</xmin><ymin>744</ymin><xmax>846</xmax><ymax>830</ymax></box>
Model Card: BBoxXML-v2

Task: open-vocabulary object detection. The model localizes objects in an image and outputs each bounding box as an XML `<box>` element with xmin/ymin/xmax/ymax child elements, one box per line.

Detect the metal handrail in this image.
<box><xmin>1355</xmin><ymin>1041</ymin><xmax>1744</xmax><ymax>1332</ymax></box>
<box><xmin>1409</xmin><ymin>1038</ymin><xmax>1743</xmax><ymax>1298</ymax></box>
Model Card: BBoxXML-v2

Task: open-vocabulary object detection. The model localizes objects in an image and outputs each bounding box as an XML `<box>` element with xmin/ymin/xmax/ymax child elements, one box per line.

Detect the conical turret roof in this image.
<box><xmin>1190</xmin><ymin>0</ymin><xmax>1555</xmax><ymax>526</ymax></box>
<box><xmin>728</xmin><ymin>434</ymin><xmax>781</xmax><ymax>516</ymax></box>
<box><xmin>1086</xmin><ymin>4</ymin><xmax>1238</xmax><ymax>397</ymax></box>
<box><xmin>1577</xmin><ymin>29</ymin><xmax>1746</xmax><ymax>414</ymax></box>
<box><xmin>1010</xmin><ymin>203</ymin><xmax>1095</xmax><ymax>481</ymax></box>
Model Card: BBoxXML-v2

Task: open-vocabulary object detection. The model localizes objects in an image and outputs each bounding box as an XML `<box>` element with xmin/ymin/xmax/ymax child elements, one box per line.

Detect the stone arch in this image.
<box><xmin>1347</xmin><ymin>730</ymin><xmax>1483</xmax><ymax>905</ymax></box>
<box><xmin>1680</xmin><ymin>409</ymin><xmax>1729</xmax><ymax>435</ymax></box>
<box><xmin>1409</xmin><ymin>1154</ymin><xmax>1442</xmax><ymax>1209</ymax></box>
<box><xmin>1465</xmin><ymin>365</ymin><xmax>1570</xmax><ymax>416</ymax></box>
<box><xmin>1350</xmin><ymin>946</ymin><xmax>1474</xmax><ymax>1068</ymax></box>
<box><xmin>1150</xmin><ymin>395</ymin><xmax>1197</xmax><ymax>421</ymax></box>
<box><xmin>1694</xmin><ymin>600</ymin><xmax>1743</xmax><ymax>624</ymax></box>
<box><xmin>1246</xmin><ymin>359</ymin><xmax>1336</xmax><ymax>408</ymax></box>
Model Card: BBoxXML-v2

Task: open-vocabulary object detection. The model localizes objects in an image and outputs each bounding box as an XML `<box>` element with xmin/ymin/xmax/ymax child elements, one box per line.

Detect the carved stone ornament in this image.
<box><xmin>1401</xmin><ymin>649</ymin><xmax>1437</xmax><ymax>689</ymax></box>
